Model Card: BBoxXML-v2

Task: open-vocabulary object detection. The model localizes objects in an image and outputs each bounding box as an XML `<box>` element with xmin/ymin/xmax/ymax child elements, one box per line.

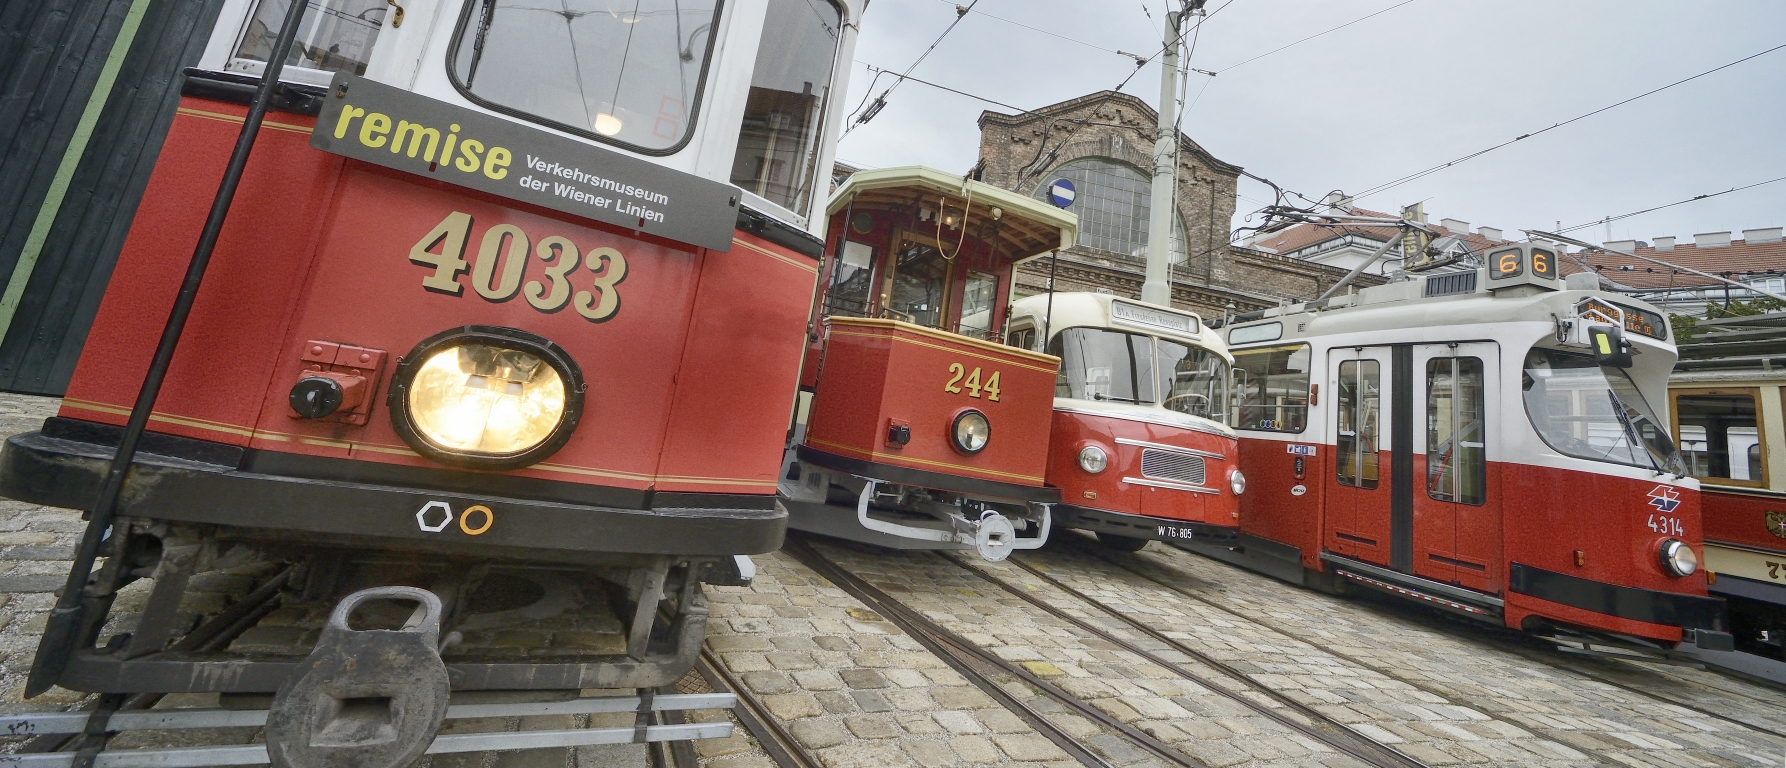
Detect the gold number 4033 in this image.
<box><xmin>945</xmin><ymin>363</ymin><xmax>1001</xmax><ymax>401</ymax></box>
<box><xmin>409</xmin><ymin>211</ymin><xmax>627</xmax><ymax>322</ymax></box>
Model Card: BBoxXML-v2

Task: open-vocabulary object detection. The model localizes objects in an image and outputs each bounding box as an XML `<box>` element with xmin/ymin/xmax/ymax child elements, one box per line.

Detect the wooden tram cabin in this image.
<box><xmin>780</xmin><ymin>167</ymin><xmax>1073</xmax><ymax>560</ymax></box>
<box><xmin>1006</xmin><ymin>293</ymin><xmax>1243</xmax><ymax>551</ymax></box>
<box><xmin>1191</xmin><ymin>246</ymin><xmax>1732</xmax><ymax>650</ymax></box>
<box><xmin>0</xmin><ymin>0</ymin><xmax>861</xmax><ymax>697</ymax></box>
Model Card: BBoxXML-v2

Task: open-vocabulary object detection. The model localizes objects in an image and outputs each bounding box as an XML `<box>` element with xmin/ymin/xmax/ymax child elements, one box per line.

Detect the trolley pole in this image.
<box><xmin>1140</xmin><ymin>8</ymin><xmax>1185</xmax><ymax>307</ymax></box>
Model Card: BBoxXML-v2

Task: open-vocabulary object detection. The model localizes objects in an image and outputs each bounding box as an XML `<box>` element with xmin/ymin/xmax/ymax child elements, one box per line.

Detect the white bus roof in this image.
<box><xmin>1009</xmin><ymin>292</ymin><xmax>1228</xmax><ymax>358</ymax></box>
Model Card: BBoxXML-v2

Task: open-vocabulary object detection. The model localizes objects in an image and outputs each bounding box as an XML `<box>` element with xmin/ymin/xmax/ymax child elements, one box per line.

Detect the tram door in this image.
<box><xmin>1412</xmin><ymin>343</ymin><xmax>1500</xmax><ymax>592</ymax></box>
<box><xmin>1326</xmin><ymin>347</ymin><xmax>1395</xmax><ymax>564</ymax></box>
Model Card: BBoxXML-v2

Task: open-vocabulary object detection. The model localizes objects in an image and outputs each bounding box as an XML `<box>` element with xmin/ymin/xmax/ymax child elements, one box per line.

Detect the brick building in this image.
<box><xmin>972</xmin><ymin>91</ymin><xmax>1368</xmax><ymax>318</ymax></box>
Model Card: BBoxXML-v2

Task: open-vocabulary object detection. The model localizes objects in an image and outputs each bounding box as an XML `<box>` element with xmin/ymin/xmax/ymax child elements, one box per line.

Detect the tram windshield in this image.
<box><xmin>1521</xmin><ymin>348</ymin><xmax>1686</xmax><ymax>473</ymax></box>
<box><xmin>1048</xmin><ymin>328</ymin><xmax>1228</xmax><ymax>418</ymax></box>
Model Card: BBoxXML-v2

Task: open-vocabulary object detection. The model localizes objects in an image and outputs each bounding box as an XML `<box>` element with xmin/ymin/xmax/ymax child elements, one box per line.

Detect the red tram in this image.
<box><xmin>0</xmin><ymin>0</ymin><xmax>859</xmax><ymax>729</ymax></box>
<box><xmin>1191</xmin><ymin>245</ymin><xmax>1733</xmax><ymax>650</ymax></box>
<box><xmin>1006</xmin><ymin>293</ymin><xmax>1243</xmax><ymax>551</ymax></box>
<box><xmin>780</xmin><ymin>167</ymin><xmax>1072</xmax><ymax>560</ymax></box>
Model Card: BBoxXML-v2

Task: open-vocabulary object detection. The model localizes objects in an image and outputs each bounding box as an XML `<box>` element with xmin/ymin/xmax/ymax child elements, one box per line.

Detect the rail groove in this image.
<box><xmin>946</xmin><ymin>552</ymin><xmax>1430</xmax><ymax>768</ymax></box>
<box><xmin>782</xmin><ymin>536</ymin><xmax>1188</xmax><ymax>768</ymax></box>
<box><xmin>696</xmin><ymin>649</ymin><xmax>820</xmax><ymax>768</ymax></box>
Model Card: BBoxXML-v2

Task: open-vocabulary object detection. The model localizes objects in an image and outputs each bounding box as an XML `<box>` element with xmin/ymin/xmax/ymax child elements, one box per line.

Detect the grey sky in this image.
<box><xmin>834</xmin><ymin>0</ymin><xmax>1785</xmax><ymax>247</ymax></box>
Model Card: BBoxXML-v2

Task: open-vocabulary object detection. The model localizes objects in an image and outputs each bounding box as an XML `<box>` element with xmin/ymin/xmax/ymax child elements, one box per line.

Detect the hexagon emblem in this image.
<box><xmin>416</xmin><ymin>501</ymin><xmax>454</xmax><ymax>533</ymax></box>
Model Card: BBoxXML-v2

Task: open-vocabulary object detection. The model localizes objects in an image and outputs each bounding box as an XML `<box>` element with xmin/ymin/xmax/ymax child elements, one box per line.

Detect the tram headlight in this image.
<box><xmin>390</xmin><ymin>327</ymin><xmax>585</xmax><ymax>469</ymax></box>
<box><xmin>951</xmin><ymin>410</ymin><xmax>990</xmax><ymax>454</ymax></box>
<box><xmin>1229</xmin><ymin>469</ymin><xmax>1247</xmax><ymax>496</ymax></box>
<box><xmin>1659</xmin><ymin>539</ymin><xmax>1699</xmax><ymax>578</ymax></box>
<box><xmin>1078</xmin><ymin>445</ymin><xmax>1108</xmax><ymax>474</ymax></box>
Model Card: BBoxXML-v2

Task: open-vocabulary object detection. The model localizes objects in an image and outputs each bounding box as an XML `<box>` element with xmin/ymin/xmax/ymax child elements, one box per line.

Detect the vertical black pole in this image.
<box><xmin>1042</xmin><ymin>249</ymin><xmax>1059</xmax><ymax>345</ymax></box>
<box><xmin>28</xmin><ymin>0</ymin><xmax>313</xmax><ymax>697</ymax></box>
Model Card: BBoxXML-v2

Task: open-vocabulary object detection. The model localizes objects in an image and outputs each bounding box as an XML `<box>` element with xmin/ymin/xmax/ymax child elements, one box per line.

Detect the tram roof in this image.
<box><xmin>828</xmin><ymin>166</ymin><xmax>1076</xmax><ymax>263</ymax></box>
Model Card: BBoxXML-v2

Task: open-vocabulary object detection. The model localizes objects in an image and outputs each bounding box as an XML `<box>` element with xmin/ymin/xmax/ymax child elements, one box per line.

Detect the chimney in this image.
<box><xmin>1653</xmin><ymin>236</ymin><xmax>1675</xmax><ymax>251</ymax></box>
<box><xmin>1604</xmin><ymin>239</ymin><xmax>1636</xmax><ymax>253</ymax></box>
<box><xmin>1439</xmin><ymin>218</ymin><xmax>1469</xmax><ymax>234</ymax></box>
<box><xmin>1477</xmin><ymin>226</ymin><xmax>1503</xmax><ymax>241</ymax></box>
<box><xmin>1695</xmin><ymin>231</ymin><xmax>1732</xmax><ymax>248</ymax></box>
<box><xmin>1743</xmin><ymin>227</ymin><xmax>1783</xmax><ymax>244</ymax></box>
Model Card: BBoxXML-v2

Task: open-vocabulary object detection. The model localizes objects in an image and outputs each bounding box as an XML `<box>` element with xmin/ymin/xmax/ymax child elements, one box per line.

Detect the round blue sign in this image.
<box><xmin>1047</xmin><ymin>179</ymin><xmax>1076</xmax><ymax>208</ymax></box>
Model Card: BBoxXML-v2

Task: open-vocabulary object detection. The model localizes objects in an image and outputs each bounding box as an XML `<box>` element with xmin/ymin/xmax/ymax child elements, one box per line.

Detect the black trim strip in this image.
<box><xmin>795</xmin><ymin>444</ymin><xmax>1060</xmax><ymax>504</ymax></box>
<box><xmin>1053</xmin><ymin>504</ymin><xmax>1238</xmax><ymax>545</ymax></box>
<box><xmin>1429</xmin><ymin>553</ymin><xmax>1488</xmax><ymax>572</ymax></box>
<box><xmin>1708</xmin><ymin>573</ymin><xmax>1786</xmax><ymax>606</ymax></box>
<box><xmin>1508</xmin><ymin>562</ymin><xmax>1727</xmax><ymax>631</ymax></box>
<box><xmin>1389</xmin><ymin>344</ymin><xmax>1413</xmax><ymax>572</ymax></box>
<box><xmin>179</xmin><ymin>69</ymin><xmax>327</xmax><ymax>116</ymax></box>
<box><xmin>737</xmin><ymin>206</ymin><xmax>824</xmax><ymax>258</ymax></box>
<box><xmin>1335</xmin><ymin>532</ymin><xmax>1377</xmax><ymax>545</ymax></box>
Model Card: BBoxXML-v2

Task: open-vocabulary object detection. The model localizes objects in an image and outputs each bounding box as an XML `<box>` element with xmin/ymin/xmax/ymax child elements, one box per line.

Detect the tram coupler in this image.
<box><xmin>266</xmin><ymin>586</ymin><xmax>451</xmax><ymax>768</ymax></box>
<box><xmin>853</xmin><ymin>479</ymin><xmax>1050</xmax><ymax>561</ymax></box>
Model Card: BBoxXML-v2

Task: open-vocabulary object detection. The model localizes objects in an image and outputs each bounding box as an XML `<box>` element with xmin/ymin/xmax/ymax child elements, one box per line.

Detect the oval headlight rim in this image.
<box><xmin>1658</xmin><ymin>538</ymin><xmax>1698</xmax><ymax>578</ymax></box>
<box><xmin>1078</xmin><ymin>445</ymin><xmax>1108</xmax><ymax>474</ymax></box>
<box><xmin>388</xmin><ymin>325</ymin><xmax>586</xmax><ymax>470</ymax></box>
<box><xmin>1229</xmin><ymin>468</ymin><xmax>1246</xmax><ymax>496</ymax></box>
<box><xmin>950</xmin><ymin>409</ymin><xmax>991</xmax><ymax>455</ymax></box>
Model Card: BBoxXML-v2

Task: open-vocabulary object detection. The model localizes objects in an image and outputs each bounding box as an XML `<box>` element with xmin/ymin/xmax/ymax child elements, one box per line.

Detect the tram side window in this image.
<box><xmin>826</xmin><ymin>241</ymin><xmax>874</xmax><ymax>318</ymax></box>
<box><xmin>450</xmin><ymin>0</ymin><xmax>724</xmax><ymax>152</ymax></box>
<box><xmin>1427</xmin><ymin>358</ymin><xmax>1485</xmax><ymax>504</ymax></box>
<box><xmin>730</xmin><ymin>0</ymin><xmax>844</xmax><ymax>214</ymax></box>
<box><xmin>1230</xmin><ymin>344</ymin><xmax>1310</xmax><ymax>432</ymax></box>
<box><xmin>959</xmin><ymin>272</ymin><xmax>999</xmax><ymax>339</ymax></box>
<box><xmin>1008</xmin><ymin>327</ymin><xmax>1036</xmax><ymax>353</ymax></box>
<box><xmin>1336</xmin><ymin>360</ymin><xmax>1380</xmax><ymax>489</ymax></box>
<box><xmin>1158</xmin><ymin>340</ymin><xmax>1230</xmax><ymax>423</ymax></box>
<box><xmin>232</xmin><ymin>0</ymin><xmax>385</xmax><ymax>76</ymax></box>
<box><xmin>1673</xmin><ymin>391</ymin><xmax>1764</xmax><ymax>484</ymax></box>
<box><xmin>1049</xmin><ymin>328</ymin><xmax>1157</xmax><ymax>404</ymax></box>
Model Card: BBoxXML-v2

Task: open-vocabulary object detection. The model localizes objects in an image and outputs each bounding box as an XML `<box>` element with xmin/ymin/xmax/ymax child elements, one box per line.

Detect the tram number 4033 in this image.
<box><xmin>945</xmin><ymin>363</ymin><xmax>1001</xmax><ymax>401</ymax></box>
<box><xmin>1647</xmin><ymin>514</ymin><xmax>1684</xmax><ymax>536</ymax></box>
<box><xmin>409</xmin><ymin>211</ymin><xmax>628</xmax><ymax>322</ymax></box>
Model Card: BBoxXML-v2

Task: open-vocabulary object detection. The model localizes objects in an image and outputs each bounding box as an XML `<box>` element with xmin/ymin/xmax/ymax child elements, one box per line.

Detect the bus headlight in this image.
<box><xmin>1229</xmin><ymin>469</ymin><xmax>1247</xmax><ymax>495</ymax></box>
<box><xmin>1078</xmin><ymin>445</ymin><xmax>1108</xmax><ymax>473</ymax></box>
<box><xmin>1659</xmin><ymin>539</ymin><xmax>1698</xmax><ymax>577</ymax></box>
<box><xmin>951</xmin><ymin>410</ymin><xmax>990</xmax><ymax>454</ymax></box>
<box><xmin>390</xmin><ymin>327</ymin><xmax>584</xmax><ymax>469</ymax></box>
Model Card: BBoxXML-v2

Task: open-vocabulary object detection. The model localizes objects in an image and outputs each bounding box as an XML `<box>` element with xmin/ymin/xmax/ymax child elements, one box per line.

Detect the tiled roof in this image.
<box><xmin>1560</xmin><ymin>238</ymin><xmax>1786</xmax><ymax>290</ymax></box>
<box><xmin>1248</xmin><ymin>206</ymin><xmax>1512</xmax><ymax>258</ymax></box>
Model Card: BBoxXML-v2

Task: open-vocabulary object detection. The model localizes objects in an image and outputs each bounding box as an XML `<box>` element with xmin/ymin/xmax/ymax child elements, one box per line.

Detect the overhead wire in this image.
<box><xmin>1557</xmin><ymin>175</ymin><xmax>1786</xmax><ymax>235</ymax></box>
<box><xmin>1213</xmin><ymin>0</ymin><xmax>1416</xmax><ymax>74</ymax></box>
<box><xmin>844</xmin><ymin>0</ymin><xmax>984</xmax><ymax>133</ymax></box>
<box><xmin>1113</xmin><ymin>0</ymin><xmax>1238</xmax><ymax>93</ymax></box>
<box><xmin>1349</xmin><ymin>41</ymin><xmax>1786</xmax><ymax>202</ymax></box>
<box><xmin>925</xmin><ymin>0</ymin><xmax>1131</xmax><ymax>57</ymax></box>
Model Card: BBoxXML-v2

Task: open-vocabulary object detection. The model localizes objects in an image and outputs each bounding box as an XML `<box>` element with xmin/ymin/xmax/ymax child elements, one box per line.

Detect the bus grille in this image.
<box><xmin>1140</xmin><ymin>449</ymin><xmax>1206</xmax><ymax>486</ymax></box>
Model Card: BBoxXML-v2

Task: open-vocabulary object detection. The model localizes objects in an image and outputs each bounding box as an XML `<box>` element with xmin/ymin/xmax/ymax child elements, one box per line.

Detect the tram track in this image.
<box><xmin>937</xmin><ymin>552</ymin><xmax>1430</xmax><ymax>768</ymax></box>
<box><xmin>1101</xmin><ymin>542</ymin><xmax>1786</xmax><ymax>749</ymax></box>
<box><xmin>781</xmin><ymin>536</ymin><xmax>1195</xmax><ymax>768</ymax></box>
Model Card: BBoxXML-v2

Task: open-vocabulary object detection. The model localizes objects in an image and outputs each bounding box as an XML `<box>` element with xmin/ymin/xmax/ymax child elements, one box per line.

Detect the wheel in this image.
<box><xmin>1094</xmin><ymin>533</ymin><xmax>1149</xmax><ymax>553</ymax></box>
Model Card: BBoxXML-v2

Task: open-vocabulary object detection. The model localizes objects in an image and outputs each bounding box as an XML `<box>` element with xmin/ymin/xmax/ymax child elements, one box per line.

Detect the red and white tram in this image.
<box><xmin>780</xmin><ymin>167</ymin><xmax>1072</xmax><ymax>560</ymax></box>
<box><xmin>0</xmin><ymin>0</ymin><xmax>861</xmax><ymax>733</ymax></box>
<box><xmin>1006</xmin><ymin>293</ymin><xmax>1243</xmax><ymax>551</ymax></box>
<box><xmin>1193</xmin><ymin>244</ymin><xmax>1732</xmax><ymax>650</ymax></box>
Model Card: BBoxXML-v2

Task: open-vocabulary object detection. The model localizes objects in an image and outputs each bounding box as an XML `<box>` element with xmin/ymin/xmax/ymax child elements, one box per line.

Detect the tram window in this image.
<box><xmin>887</xmin><ymin>244</ymin><xmax>950</xmax><ymax>329</ymax></box>
<box><xmin>1008</xmin><ymin>327</ymin><xmax>1037</xmax><ymax>353</ymax></box>
<box><xmin>729</xmin><ymin>0</ymin><xmax>844</xmax><ymax>213</ymax></box>
<box><xmin>825</xmin><ymin>241</ymin><xmax>874</xmax><ymax>318</ymax></box>
<box><xmin>231</xmin><ymin>0</ymin><xmax>385</xmax><ymax>77</ymax></box>
<box><xmin>1049</xmin><ymin>328</ymin><xmax>1158</xmax><ymax>404</ymax></box>
<box><xmin>1336</xmin><ymin>360</ymin><xmax>1380</xmax><ymax>489</ymax></box>
<box><xmin>449</xmin><ymin>0</ymin><xmax>725</xmax><ymax>152</ymax></box>
<box><xmin>1521</xmin><ymin>348</ymin><xmax>1686</xmax><ymax>473</ymax></box>
<box><xmin>1231</xmin><ymin>344</ymin><xmax>1310</xmax><ymax>432</ymax></box>
<box><xmin>1672</xmin><ymin>391</ymin><xmax>1764</xmax><ymax>484</ymax></box>
<box><xmin>959</xmin><ymin>272</ymin><xmax>999</xmax><ymax>339</ymax></box>
<box><xmin>1158</xmin><ymin>340</ymin><xmax>1230</xmax><ymax>423</ymax></box>
<box><xmin>1427</xmin><ymin>357</ymin><xmax>1485</xmax><ymax>505</ymax></box>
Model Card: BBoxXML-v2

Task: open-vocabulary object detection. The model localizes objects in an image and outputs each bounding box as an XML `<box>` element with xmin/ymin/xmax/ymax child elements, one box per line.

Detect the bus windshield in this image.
<box><xmin>1521</xmin><ymin>348</ymin><xmax>1686</xmax><ymax>473</ymax></box>
<box><xmin>1048</xmin><ymin>328</ymin><xmax>1228</xmax><ymax>419</ymax></box>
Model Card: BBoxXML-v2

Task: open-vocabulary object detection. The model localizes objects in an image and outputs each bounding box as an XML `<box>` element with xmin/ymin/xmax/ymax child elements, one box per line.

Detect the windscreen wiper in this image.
<box><xmin>465</xmin><ymin>0</ymin><xmax>499</xmax><ymax>86</ymax></box>
<box><xmin>1607</xmin><ymin>390</ymin><xmax>1661</xmax><ymax>472</ymax></box>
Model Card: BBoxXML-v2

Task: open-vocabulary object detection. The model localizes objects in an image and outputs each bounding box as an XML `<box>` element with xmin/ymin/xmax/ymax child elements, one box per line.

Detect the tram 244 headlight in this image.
<box><xmin>951</xmin><ymin>410</ymin><xmax>990</xmax><ymax>454</ymax></box>
<box><xmin>391</xmin><ymin>327</ymin><xmax>585</xmax><ymax>469</ymax></box>
<box><xmin>1659</xmin><ymin>538</ymin><xmax>1698</xmax><ymax>578</ymax></box>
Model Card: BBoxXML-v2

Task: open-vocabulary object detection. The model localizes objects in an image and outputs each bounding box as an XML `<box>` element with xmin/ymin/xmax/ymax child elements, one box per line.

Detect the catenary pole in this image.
<box><xmin>1140</xmin><ymin>8</ymin><xmax>1184</xmax><ymax>306</ymax></box>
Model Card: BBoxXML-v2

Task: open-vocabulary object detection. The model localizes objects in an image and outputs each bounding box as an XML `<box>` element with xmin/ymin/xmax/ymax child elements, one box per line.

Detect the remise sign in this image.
<box><xmin>309</xmin><ymin>74</ymin><xmax>740</xmax><ymax>252</ymax></box>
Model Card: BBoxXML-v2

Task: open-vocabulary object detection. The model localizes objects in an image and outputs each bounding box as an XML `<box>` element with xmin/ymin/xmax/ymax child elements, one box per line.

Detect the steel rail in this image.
<box><xmin>695</xmin><ymin>650</ymin><xmax>822</xmax><ymax>768</ymax></box>
<box><xmin>951</xmin><ymin>554</ymin><xmax>1429</xmax><ymax>768</ymax></box>
<box><xmin>781</xmin><ymin>537</ymin><xmax>1181</xmax><ymax>768</ymax></box>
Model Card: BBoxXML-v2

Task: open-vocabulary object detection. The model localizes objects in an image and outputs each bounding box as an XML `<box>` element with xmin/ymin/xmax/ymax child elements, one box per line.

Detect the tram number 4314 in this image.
<box><xmin>410</xmin><ymin>211</ymin><xmax>627</xmax><ymax>322</ymax></box>
<box><xmin>1647</xmin><ymin>514</ymin><xmax>1684</xmax><ymax>536</ymax></box>
<box><xmin>945</xmin><ymin>363</ymin><xmax>1001</xmax><ymax>401</ymax></box>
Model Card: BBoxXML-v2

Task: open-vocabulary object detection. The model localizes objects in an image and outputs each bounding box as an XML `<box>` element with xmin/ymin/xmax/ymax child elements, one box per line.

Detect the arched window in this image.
<box><xmin>1034</xmin><ymin>158</ymin><xmax>1187</xmax><ymax>264</ymax></box>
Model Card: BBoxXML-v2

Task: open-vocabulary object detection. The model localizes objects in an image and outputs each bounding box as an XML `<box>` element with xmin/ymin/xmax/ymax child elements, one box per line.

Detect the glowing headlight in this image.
<box><xmin>1229</xmin><ymin>469</ymin><xmax>1247</xmax><ymax>496</ymax></box>
<box><xmin>951</xmin><ymin>410</ymin><xmax>990</xmax><ymax>454</ymax></box>
<box><xmin>1659</xmin><ymin>539</ymin><xmax>1698</xmax><ymax>577</ymax></box>
<box><xmin>390</xmin><ymin>327</ymin><xmax>584</xmax><ymax>469</ymax></box>
<box><xmin>1078</xmin><ymin>445</ymin><xmax>1108</xmax><ymax>473</ymax></box>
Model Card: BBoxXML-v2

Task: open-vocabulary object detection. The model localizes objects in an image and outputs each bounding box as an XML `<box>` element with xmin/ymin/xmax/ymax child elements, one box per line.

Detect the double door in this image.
<box><xmin>1324</xmin><ymin>343</ymin><xmax>1500</xmax><ymax>591</ymax></box>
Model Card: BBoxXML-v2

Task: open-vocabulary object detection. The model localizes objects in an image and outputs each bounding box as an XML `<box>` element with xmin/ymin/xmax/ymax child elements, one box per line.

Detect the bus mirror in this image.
<box><xmin>1589</xmin><ymin>325</ymin><xmax>1632</xmax><ymax>368</ymax></box>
